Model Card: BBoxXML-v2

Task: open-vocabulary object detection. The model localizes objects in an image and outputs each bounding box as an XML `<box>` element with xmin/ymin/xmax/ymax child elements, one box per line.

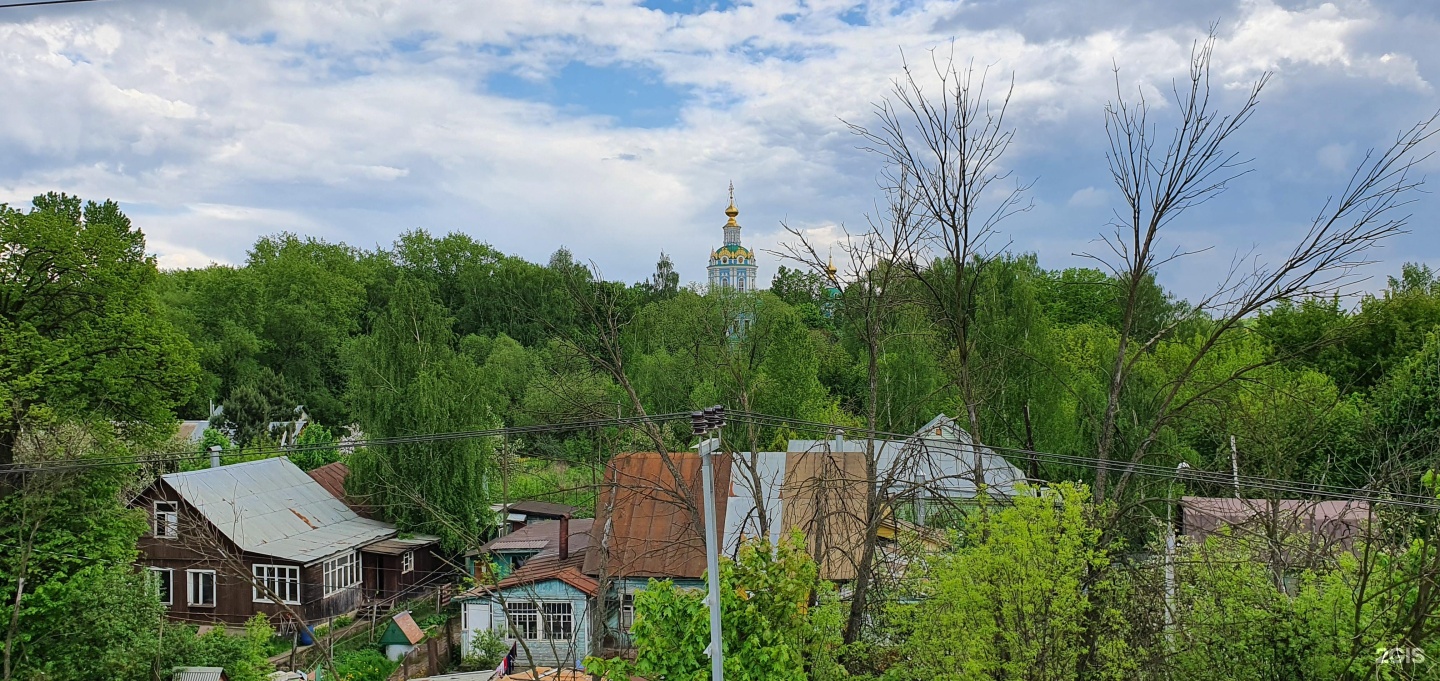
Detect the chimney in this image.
<box><xmin>558</xmin><ymin>514</ymin><xmax>571</xmax><ymax>561</ymax></box>
<box><xmin>208</xmin><ymin>445</ymin><xmax>222</xmax><ymax>469</ymax></box>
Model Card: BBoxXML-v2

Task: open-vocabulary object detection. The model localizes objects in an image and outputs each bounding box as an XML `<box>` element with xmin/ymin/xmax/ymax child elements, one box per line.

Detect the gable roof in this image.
<box><xmin>583</xmin><ymin>451</ymin><xmax>731</xmax><ymax>580</ymax></box>
<box><xmin>480</xmin><ymin>518</ymin><xmax>594</xmax><ymax>557</ymax></box>
<box><xmin>460</xmin><ymin>544</ymin><xmax>600</xmax><ymax>599</ymax></box>
<box><xmin>161</xmin><ymin>457</ymin><xmax>395</xmax><ymax>565</ymax></box>
<box><xmin>380</xmin><ymin>611</ymin><xmax>425</xmax><ymax>646</ymax></box>
<box><xmin>306</xmin><ymin>461</ymin><xmax>375</xmax><ymax>518</ymax></box>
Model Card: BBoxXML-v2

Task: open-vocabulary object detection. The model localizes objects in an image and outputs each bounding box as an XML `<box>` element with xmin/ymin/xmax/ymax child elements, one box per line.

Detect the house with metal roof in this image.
<box><xmin>134</xmin><ymin>456</ymin><xmax>442</xmax><ymax>626</ymax></box>
<box><xmin>458</xmin><ymin>516</ymin><xmax>597</xmax><ymax>669</ymax></box>
<box><xmin>725</xmin><ymin>414</ymin><xmax>1026</xmax><ymax>575</ymax></box>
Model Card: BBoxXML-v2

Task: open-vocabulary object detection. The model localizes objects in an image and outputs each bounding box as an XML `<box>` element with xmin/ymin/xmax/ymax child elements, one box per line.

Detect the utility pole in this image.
<box><xmin>1165</xmin><ymin>461</ymin><xmax>1189</xmax><ymax>643</ymax></box>
<box><xmin>1230</xmin><ymin>435</ymin><xmax>1241</xmax><ymax>499</ymax></box>
<box><xmin>692</xmin><ymin>406</ymin><xmax>726</xmax><ymax>681</ymax></box>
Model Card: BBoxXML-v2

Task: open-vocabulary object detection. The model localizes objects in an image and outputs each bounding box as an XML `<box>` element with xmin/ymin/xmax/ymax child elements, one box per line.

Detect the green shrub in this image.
<box><xmin>417</xmin><ymin>613</ymin><xmax>449</xmax><ymax>629</ymax></box>
<box><xmin>459</xmin><ymin>628</ymin><xmax>508</xmax><ymax>670</ymax></box>
<box><xmin>332</xmin><ymin>649</ymin><xmax>398</xmax><ymax>681</ymax></box>
<box><xmin>334</xmin><ymin>614</ymin><xmax>355</xmax><ymax>630</ymax></box>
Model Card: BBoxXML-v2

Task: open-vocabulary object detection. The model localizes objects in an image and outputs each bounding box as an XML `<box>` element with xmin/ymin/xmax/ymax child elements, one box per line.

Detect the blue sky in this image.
<box><xmin>0</xmin><ymin>0</ymin><xmax>1437</xmax><ymax>301</ymax></box>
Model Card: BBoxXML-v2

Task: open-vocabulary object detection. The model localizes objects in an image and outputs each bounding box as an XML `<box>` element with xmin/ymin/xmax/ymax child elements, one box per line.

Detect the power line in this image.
<box><xmin>4</xmin><ymin>411</ymin><xmax>694</xmax><ymax>475</ymax></box>
<box><xmin>0</xmin><ymin>0</ymin><xmax>106</xmax><ymax>9</ymax></box>
<box><xmin>725</xmin><ymin>411</ymin><xmax>1440</xmax><ymax>511</ymax></box>
<box><xmin>11</xmin><ymin>407</ymin><xmax>1439</xmax><ymax>510</ymax></box>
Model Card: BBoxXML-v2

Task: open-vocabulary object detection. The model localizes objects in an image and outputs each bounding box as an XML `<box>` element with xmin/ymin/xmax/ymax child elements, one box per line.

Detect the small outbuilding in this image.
<box><xmin>173</xmin><ymin>668</ymin><xmax>228</xmax><ymax>681</ymax></box>
<box><xmin>379</xmin><ymin>610</ymin><xmax>426</xmax><ymax>661</ymax></box>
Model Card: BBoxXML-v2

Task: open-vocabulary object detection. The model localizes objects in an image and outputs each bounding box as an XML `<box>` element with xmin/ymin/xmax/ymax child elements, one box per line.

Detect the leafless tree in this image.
<box><xmin>1084</xmin><ymin>29</ymin><xmax>1438</xmax><ymax>506</ymax></box>
<box><xmin>846</xmin><ymin>48</ymin><xmax>1034</xmax><ymax>448</ymax></box>
<box><xmin>775</xmin><ymin>172</ymin><xmax>929</xmax><ymax>642</ymax></box>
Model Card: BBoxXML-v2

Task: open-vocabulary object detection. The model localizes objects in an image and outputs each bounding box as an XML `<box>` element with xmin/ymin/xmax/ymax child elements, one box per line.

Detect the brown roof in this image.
<box><xmin>462</xmin><ymin>545</ymin><xmax>601</xmax><ymax>598</ymax></box>
<box><xmin>481</xmin><ymin>518</ymin><xmax>594</xmax><ymax>557</ymax></box>
<box><xmin>1180</xmin><ymin>496</ymin><xmax>1373</xmax><ymax>548</ymax></box>
<box><xmin>506</xmin><ymin>500</ymin><xmax>579</xmax><ymax>518</ymax></box>
<box><xmin>583</xmin><ymin>452</ymin><xmax>731</xmax><ymax>580</ymax></box>
<box><xmin>391</xmin><ymin>611</ymin><xmax>425</xmax><ymax>645</ymax></box>
<box><xmin>306</xmin><ymin>461</ymin><xmax>374</xmax><ymax>518</ymax></box>
<box><xmin>779</xmin><ymin>449</ymin><xmax>870</xmax><ymax>581</ymax></box>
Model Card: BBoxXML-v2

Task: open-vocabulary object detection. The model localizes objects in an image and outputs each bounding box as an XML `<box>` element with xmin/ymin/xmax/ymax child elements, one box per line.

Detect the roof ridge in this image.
<box><xmin>161</xmin><ymin>455</ymin><xmax>288</xmax><ymax>480</ymax></box>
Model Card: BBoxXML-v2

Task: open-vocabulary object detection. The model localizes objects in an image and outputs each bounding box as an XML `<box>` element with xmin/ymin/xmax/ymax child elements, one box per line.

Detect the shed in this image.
<box><xmin>379</xmin><ymin>610</ymin><xmax>426</xmax><ymax>661</ymax></box>
<box><xmin>173</xmin><ymin>668</ymin><xmax>228</xmax><ymax>681</ymax></box>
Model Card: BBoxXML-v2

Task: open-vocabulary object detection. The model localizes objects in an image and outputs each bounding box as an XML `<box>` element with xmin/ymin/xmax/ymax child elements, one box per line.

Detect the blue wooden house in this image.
<box><xmin>458</xmin><ymin>516</ymin><xmax>598</xmax><ymax>668</ymax></box>
<box><xmin>459</xmin><ymin>452</ymin><xmax>728</xmax><ymax>669</ymax></box>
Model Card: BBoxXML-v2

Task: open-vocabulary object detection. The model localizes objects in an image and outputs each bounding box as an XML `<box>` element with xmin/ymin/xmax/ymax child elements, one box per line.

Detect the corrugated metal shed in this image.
<box><xmin>163</xmin><ymin>457</ymin><xmax>395</xmax><ymax>565</ymax></box>
<box><xmin>583</xmin><ymin>452</ymin><xmax>730</xmax><ymax>580</ymax></box>
<box><xmin>724</xmin><ymin>415</ymin><xmax>1022</xmax><ymax>579</ymax></box>
<box><xmin>787</xmin><ymin>415</ymin><xmax>1024</xmax><ymax>501</ymax></box>
<box><xmin>173</xmin><ymin>667</ymin><xmax>226</xmax><ymax>681</ymax></box>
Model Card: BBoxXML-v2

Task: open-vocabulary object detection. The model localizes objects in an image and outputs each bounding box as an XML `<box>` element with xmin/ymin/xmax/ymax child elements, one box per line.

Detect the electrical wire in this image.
<box><xmin>725</xmin><ymin>410</ymin><xmax>1440</xmax><ymax>511</ymax></box>
<box><xmin>3</xmin><ymin>411</ymin><xmax>694</xmax><ymax>475</ymax></box>
<box><xmin>12</xmin><ymin>406</ymin><xmax>1439</xmax><ymax>510</ymax></box>
<box><xmin>0</xmin><ymin>0</ymin><xmax>106</xmax><ymax>8</ymax></box>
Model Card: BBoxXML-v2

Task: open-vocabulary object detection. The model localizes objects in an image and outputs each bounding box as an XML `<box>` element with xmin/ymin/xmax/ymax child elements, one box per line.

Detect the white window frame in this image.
<box><xmin>153</xmin><ymin>501</ymin><xmax>178</xmax><ymax>539</ymax></box>
<box><xmin>506</xmin><ymin>601</ymin><xmax>540</xmax><ymax>640</ymax></box>
<box><xmin>619</xmin><ymin>593</ymin><xmax>635</xmax><ymax>632</ymax></box>
<box><xmin>187</xmin><ymin>569</ymin><xmax>216</xmax><ymax>607</ymax></box>
<box><xmin>542</xmin><ymin>602</ymin><xmax>574</xmax><ymax>640</ymax></box>
<box><xmin>252</xmin><ymin>564</ymin><xmax>301</xmax><ymax>605</ymax></box>
<box><xmin>401</xmin><ymin>550</ymin><xmax>414</xmax><ymax>574</ymax></box>
<box><xmin>322</xmin><ymin>550</ymin><xmax>361</xmax><ymax>597</ymax></box>
<box><xmin>150</xmin><ymin>567</ymin><xmax>173</xmax><ymax>605</ymax></box>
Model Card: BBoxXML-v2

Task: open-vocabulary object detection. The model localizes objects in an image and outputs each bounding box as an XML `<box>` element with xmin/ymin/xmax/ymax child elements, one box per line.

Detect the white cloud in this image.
<box><xmin>0</xmin><ymin>0</ymin><xmax>1433</xmax><ymax>298</ymax></box>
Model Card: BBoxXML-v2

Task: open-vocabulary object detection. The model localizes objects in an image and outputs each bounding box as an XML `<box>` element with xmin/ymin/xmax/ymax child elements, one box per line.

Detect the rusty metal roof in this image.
<box><xmin>381</xmin><ymin>610</ymin><xmax>425</xmax><ymax>646</ymax></box>
<box><xmin>162</xmin><ymin>457</ymin><xmax>395</xmax><ymax>565</ymax></box>
<box><xmin>583</xmin><ymin>452</ymin><xmax>730</xmax><ymax>580</ymax></box>
<box><xmin>305</xmin><ymin>461</ymin><xmax>375</xmax><ymax>518</ymax></box>
<box><xmin>481</xmin><ymin>518</ymin><xmax>594</xmax><ymax>557</ymax></box>
<box><xmin>1180</xmin><ymin>496</ymin><xmax>1373</xmax><ymax>547</ymax></box>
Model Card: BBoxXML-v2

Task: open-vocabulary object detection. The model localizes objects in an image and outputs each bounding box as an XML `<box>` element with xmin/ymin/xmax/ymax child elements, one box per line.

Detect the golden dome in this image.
<box><xmin>725</xmin><ymin>181</ymin><xmax>739</xmax><ymax>226</ymax></box>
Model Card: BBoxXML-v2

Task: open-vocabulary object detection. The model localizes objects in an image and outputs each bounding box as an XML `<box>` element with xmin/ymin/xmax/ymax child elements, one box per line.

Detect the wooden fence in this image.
<box><xmin>387</xmin><ymin>616</ymin><xmax>460</xmax><ymax>681</ymax></box>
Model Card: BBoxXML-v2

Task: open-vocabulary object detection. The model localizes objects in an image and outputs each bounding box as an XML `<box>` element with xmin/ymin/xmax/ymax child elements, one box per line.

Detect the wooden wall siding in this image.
<box><xmin>461</xmin><ymin>580</ymin><xmax>591</xmax><ymax>668</ymax></box>
<box><xmin>135</xmin><ymin>482</ymin><xmax>378</xmax><ymax>625</ymax></box>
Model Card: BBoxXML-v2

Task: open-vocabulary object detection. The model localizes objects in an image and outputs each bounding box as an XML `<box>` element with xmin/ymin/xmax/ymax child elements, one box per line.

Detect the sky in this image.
<box><xmin>1</xmin><ymin>0</ymin><xmax>1438</xmax><ymax>301</ymax></box>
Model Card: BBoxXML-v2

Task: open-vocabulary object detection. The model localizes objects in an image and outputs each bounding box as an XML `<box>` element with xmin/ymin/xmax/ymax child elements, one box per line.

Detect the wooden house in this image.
<box><xmin>134</xmin><ymin>457</ymin><xmax>443</xmax><ymax>626</ymax></box>
<box><xmin>458</xmin><ymin>516</ymin><xmax>598</xmax><ymax>669</ymax></box>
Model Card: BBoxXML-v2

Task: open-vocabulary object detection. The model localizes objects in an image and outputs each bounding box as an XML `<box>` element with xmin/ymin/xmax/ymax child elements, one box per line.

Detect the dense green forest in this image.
<box><xmin>9</xmin><ymin>189</ymin><xmax>1440</xmax><ymax>678</ymax></box>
